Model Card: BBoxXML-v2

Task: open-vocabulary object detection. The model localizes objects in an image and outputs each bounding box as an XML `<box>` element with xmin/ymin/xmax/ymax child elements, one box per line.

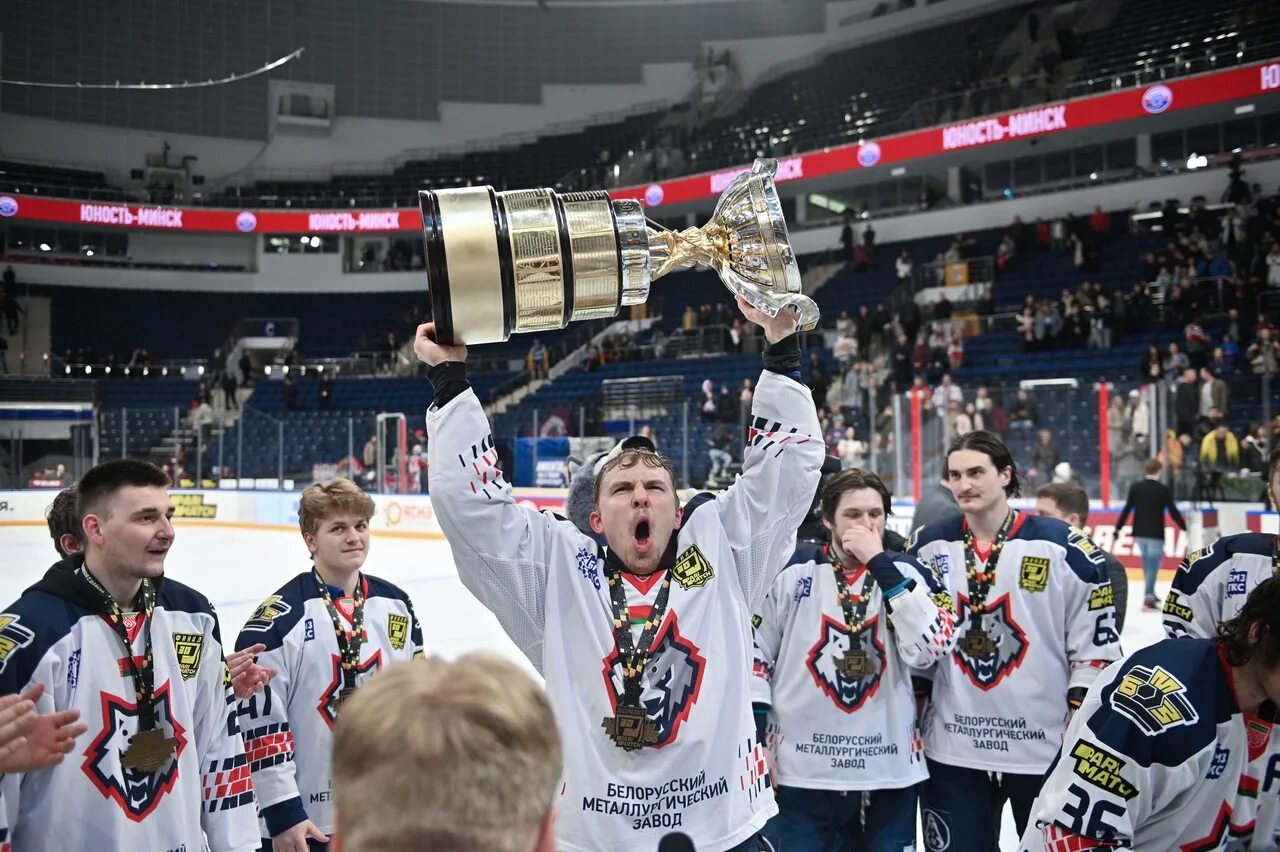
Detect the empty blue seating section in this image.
<box><xmin>96</xmin><ymin>380</ymin><xmax>197</xmax><ymax>460</ymax></box>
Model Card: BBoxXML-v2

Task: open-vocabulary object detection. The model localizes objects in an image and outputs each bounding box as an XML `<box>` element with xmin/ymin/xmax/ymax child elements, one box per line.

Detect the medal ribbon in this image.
<box><xmin>825</xmin><ymin>544</ymin><xmax>874</xmax><ymax>641</ymax></box>
<box><xmin>605</xmin><ymin>555</ymin><xmax>674</xmax><ymax>706</ymax></box>
<box><xmin>962</xmin><ymin>510</ymin><xmax>1016</xmax><ymax>628</ymax></box>
<box><xmin>79</xmin><ymin>566</ymin><xmax>158</xmax><ymax>730</ymax></box>
<box><xmin>313</xmin><ymin>570</ymin><xmax>366</xmax><ymax>693</ymax></box>
<box><xmin>1272</xmin><ymin>535</ymin><xmax>1279</xmax><ymax>576</ymax></box>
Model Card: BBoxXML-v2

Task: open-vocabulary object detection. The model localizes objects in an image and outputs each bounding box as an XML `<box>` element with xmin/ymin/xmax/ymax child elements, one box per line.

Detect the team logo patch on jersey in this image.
<box><xmin>1089</xmin><ymin>584</ymin><xmax>1115</xmax><ymax>611</ymax></box>
<box><xmin>83</xmin><ymin>681</ymin><xmax>188</xmax><ymax>820</ymax></box>
<box><xmin>1227</xmin><ymin>569</ymin><xmax>1249</xmax><ymax>598</ymax></box>
<box><xmin>931</xmin><ymin>553</ymin><xmax>950</xmax><ymax>578</ymax></box>
<box><xmin>922</xmin><ymin>807</ymin><xmax>951</xmax><ymax>851</ymax></box>
<box><xmin>304</xmin><ymin>618</ymin><xmax>315</xmax><ymax>641</ymax></box>
<box><xmin>751</xmin><ymin>614</ymin><xmax>763</xmax><ymax>629</ymax></box>
<box><xmin>387</xmin><ymin>614</ymin><xmax>409</xmax><ymax>650</ymax></box>
<box><xmin>1069</xmin><ymin>740</ymin><xmax>1139</xmax><ymax>800</ymax></box>
<box><xmin>793</xmin><ymin>576</ymin><xmax>813</xmax><ymax>601</ymax></box>
<box><xmin>1162</xmin><ymin>591</ymin><xmax>1193</xmax><ymax>622</ymax></box>
<box><xmin>242</xmin><ymin>596</ymin><xmax>291</xmax><ymax>632</ymax></box>
<box><xmin>1207</xmin><ymin>744</ymin><xmax>1230</xmax><ymax>779</ymax></box>
<box><xmin>806</xmin><ymin>614</ymin><xmax>885</xmax><ymax>713</ymax></box>
<box><xmin>1068</xmin><ymin>527</ymin><xmax>1106</xmax><ymax>565</ymax></box>
<box><xmin>575</xmin><ymin>546</ymin><xmax>602</xmax><ymax>590</ymax></box>
<box><xmin>1110</xmin><ymin>664</ymin><xmax>1198</xmax><ymax>734</ymax></box>
<box><xmin>601</xmin><ymin>611</ymin><xmax>706</xmax><ymax>748</ymax></box>
<box><xmin>1018</xmin><ymin>556</ymin><xmax>1050</xmax><ymax>592</ymax></box>
<box><xmin>952</xmin><ymin>594</ymin><xmax>1028</xmax><ymax>690</ymax></box>
<box><xmin>0</xmin><ymin>614</ymin><xmax>35</xmax><ymax>673</ymax></box>
<box><xmin>671</xmin><ymin>545</ymin><xmax>714</xmax><ymax>590</ymax></box>
<box><xmin>172</xmin><ymin>632</ymin><xmax>204</xmax><ymax>680</ymax></box>
<box><xmin>67</xmin><ymin>649</ymin><xmax>81</xmax><ymax>688</ymax></box>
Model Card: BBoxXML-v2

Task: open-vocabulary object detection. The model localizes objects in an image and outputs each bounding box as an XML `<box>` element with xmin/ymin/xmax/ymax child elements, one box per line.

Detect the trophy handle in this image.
<box><xmin>732</xmin><ymin>286</ymin><xmax>821</xmax><ymax>333</ymax></box>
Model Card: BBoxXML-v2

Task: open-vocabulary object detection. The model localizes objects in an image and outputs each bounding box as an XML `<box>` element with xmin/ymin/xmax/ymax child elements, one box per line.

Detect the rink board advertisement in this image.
<box><xmin>0</xmin><ymin>488</ymin><xmax>565</xmax><ymax>536</ymax></box>
<box><xmin>1246</xmin><ymin>511</ymin><xmax>1279</xmax><ymax>534</ymax></box>
<box><xmin>0</xmin><ymin>492</ymin><xmax>1215</xmax><ymax>566</ymax></box>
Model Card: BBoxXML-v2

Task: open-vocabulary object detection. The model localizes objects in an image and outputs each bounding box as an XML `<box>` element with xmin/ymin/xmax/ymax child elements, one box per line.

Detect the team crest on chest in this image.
<box><xmin>1018</xmin><ymin>556</ymin><xmax>1049</xmax><ymax>592</ymax></box>
<box><xmin>671</xmin><ymin>545</ymin><xmax>714</xmax><ymax>590</ymax></box>
<box><xmin>172</xmin><ymin>632</ymin><xmax>204</xmax><ymax>680</ymax></box>
<box><xmin>952</xmin><ymin>593</ymin><xmax>1028</xmax><ymax>690</ymax></box>
<box><xmin>601</xmin><ymin>611</ymin><xmax>706</xmax><ymax>748</ymax></box>
<box><xmin>806</xmin><ymin>614</ymin><xmax>885</xmax><ymax>713</ymax></box>
<box><xmin>83</xmin><ymin>681</ymin><xmax>188</xmax><ymax>821</ymax></box>
<box><xmin>387</xmin><ymin>614</ymin><xmax>409</xmax><ymax>650</ymax></box>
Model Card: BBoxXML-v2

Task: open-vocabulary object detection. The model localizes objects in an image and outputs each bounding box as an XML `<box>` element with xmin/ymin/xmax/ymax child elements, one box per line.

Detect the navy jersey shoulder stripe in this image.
<box><xmin>907</xmin><ymin>514</ymin><xmax>965</xmax><ymax>552</ymax></box>
<box><xmin>1174</xmin><ymin>533</ymin><xmax>1273</xmax><ymax>595</ymax></box>
<box><xmin>1016</xmin><ymin>514</ymin><xmax>1109</xmax><ymax>584</ymax></box>
<box><xmin>0</xmin><ymin>590</ymin><xmax>90</xmax><ymax>694</ymax></box>
<box><xmin>234</xmin><ymin>572</ymin><xmax>319</xmax><ymax>652</ymax></box>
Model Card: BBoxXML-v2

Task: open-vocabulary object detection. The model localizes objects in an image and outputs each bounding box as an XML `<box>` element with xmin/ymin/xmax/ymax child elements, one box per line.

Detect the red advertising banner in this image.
<box><xmin>0</xmin><ymin>61</ymin><xmax>1274</xmax><ymax>233</ymax></box>
<box><xmin>0</xmin><ymin>196</ymin><xmax>421</xmax><ymax>234</ymax></box>
<box><xmin>611</xmin><ymin>60</ymin><xmax>1280</xmax><ymax>209</ymax></box>
<box><xmin>1082</xmin><ymin>508</ymin><xmax>1218</xmax><ymax>574</ymax></box>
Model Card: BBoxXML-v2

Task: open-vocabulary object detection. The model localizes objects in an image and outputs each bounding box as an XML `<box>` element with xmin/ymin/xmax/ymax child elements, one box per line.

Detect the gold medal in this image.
<box><xmin>121</xmin><ymin>728</ymin><xmax>178</xmax><ymax>773</ymax></box>
<box><xmin>602</xmin><ymin>704</ymin><xmax>659</xmax><ymax>751</ymax></box>
<box><xmin>835</xmin><ymin>645</ymin><xmax>873</xmax><ymax>678</ymax></box>
<box><xmin>961</xmin><ymin>628</ymin><xmax>996</xmax><ymax>659</ymax></box>
<box><xmin>332</xmin><ymin>687</ymin><xmax>358</xmax><ymax>714</ymax></box>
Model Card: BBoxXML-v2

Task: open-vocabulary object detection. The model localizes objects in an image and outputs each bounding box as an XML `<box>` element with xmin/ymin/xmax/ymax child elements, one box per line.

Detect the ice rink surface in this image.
<box><xmin>0</xmin><ymin>521</ymin><xmax>1172</xmax><ymax>850</ymax></box>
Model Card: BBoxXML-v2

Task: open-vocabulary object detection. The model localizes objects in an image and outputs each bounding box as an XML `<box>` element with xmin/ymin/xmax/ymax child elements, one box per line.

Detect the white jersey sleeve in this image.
<box><xmin>194</xmin><ymin>612</ymin><xmax>259</xmax><ymax>851</ymax></box>
<box><xmin>877</xmin><ymin>553</ymin><xmax>959</xmax><ymax>668</ymax></box>
<box><xmin>750</xmin><ymin>571</ymin><xmax>792</xmax><ymax>707</ymax></box>
<box><xmin>235</xmin><ymin>600</ymin><xmax>305</xmax><ymax>838</ymax></box>
<box><xmin>427</xmin><ymin>387</ymin><xmax>585</xmax><ymax>671</ymax></box>
<box><xmin>708</xmin><ymin>370</ymin><xmax>824</xmax><ymax>610</ymax></box>
<box><xmin>1061</xmin><ymin>527</ymin><xmax>1124</xmax><ymax>693</ymax></box>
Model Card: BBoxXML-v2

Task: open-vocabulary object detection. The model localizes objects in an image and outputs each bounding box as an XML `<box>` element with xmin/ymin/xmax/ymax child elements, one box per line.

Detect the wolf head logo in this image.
<box><xmin>83</xmin><ymin>681</ymin><xmax>188</xmax><ymax>821</ymax></box>
<box><xmin>806</xmin><ymin>614</ymin><xmax>885</xmax><ymax>713</ymax></box>
<box><xmin>317</xmin><ymin>650</ymin><xmax>384</xmax><ymax>729</ymax></box>
<box><xmin>952</xmin><ymin>593</ymin><xmax>1028</xmax><ymax>690</ymax></box>
<box><xmin>602</xmin><ymin>611</ymin><xmax>706</xmax><ymax>748</ymax></box>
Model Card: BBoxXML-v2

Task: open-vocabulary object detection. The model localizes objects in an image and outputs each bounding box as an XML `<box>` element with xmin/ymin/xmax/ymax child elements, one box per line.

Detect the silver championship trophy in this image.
<box><xmin>418</xmin><ymin>158</ymin><xmax>819</xmax><ymax>345</ymax></box>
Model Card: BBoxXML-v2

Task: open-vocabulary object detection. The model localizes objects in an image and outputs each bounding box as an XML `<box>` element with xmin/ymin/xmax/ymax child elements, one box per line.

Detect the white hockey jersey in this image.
<box><xmin>0</xmin><ymin>556</ymin><xmax>259</xmax><ymax>851</ymax></box>
<box><xmin>426</xmin><ymin>368</ymin><xmax>823</xmax><ymax>852</ymax></box>
<box><xmin>1164</xmin><ymin>533</ymin><xmax>1275</xmax><ymax>640</ymax></box>
<box><xmin>751</xmin><ymin>551</ymin><xmax>957</xmax><ymax>790</ymax></box>
<box><xmin>1021</xmin><ymin>638</ymin><xmax>1280</xmax><ymax>851</ymax></box>
<box><xmin>907</xmin><ymin>512</ymin><xmax>1123</xmax><ymax>774</ymax></box>
<box><xmin>234</xmin><ymin>571</ymin><xmax>424</xmax><ymax>839</ymax></box>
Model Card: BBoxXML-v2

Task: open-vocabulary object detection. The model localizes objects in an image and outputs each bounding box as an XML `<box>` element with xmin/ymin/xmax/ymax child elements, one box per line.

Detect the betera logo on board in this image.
<box><xmin>236</xmin><ymin>211</ymin><xmax>258</xmax><ymax>232</ymax></box>
<box><xmin>644</xmin><ymin>184</ymin><xmax>665</xmax><ymax>207</ymax></box>
<box><xmin>1141</xmin><ymin>85</ymin><xmax>1173</xmax><ymax>114</ymax></box>
<box><xmin>0</xmin><ymin>196</ymin><xmax>18</xmax><ymax>217</ymax></box>
<box><xmin>857</xmin><ymin>141</ymin><xmax>882</xmax><ymax>167</ymax></box>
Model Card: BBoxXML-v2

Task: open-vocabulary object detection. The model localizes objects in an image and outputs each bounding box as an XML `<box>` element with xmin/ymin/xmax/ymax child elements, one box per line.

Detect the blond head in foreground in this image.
<box><xmin>331</xmin><ymin>653</ymin><xmax>561</xmax><ymax>852</ymax></box>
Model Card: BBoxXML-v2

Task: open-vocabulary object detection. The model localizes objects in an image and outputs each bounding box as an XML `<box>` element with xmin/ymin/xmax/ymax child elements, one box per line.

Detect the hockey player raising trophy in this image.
<box><xmin>417</xmin><ymin>284</ymin><xmax>822</xmax><ymax>849</ymax></box>
<box><xmin>417</xmin><ymin>157</ymin><xmax>819</xmax><ymax>345</ymax></box>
